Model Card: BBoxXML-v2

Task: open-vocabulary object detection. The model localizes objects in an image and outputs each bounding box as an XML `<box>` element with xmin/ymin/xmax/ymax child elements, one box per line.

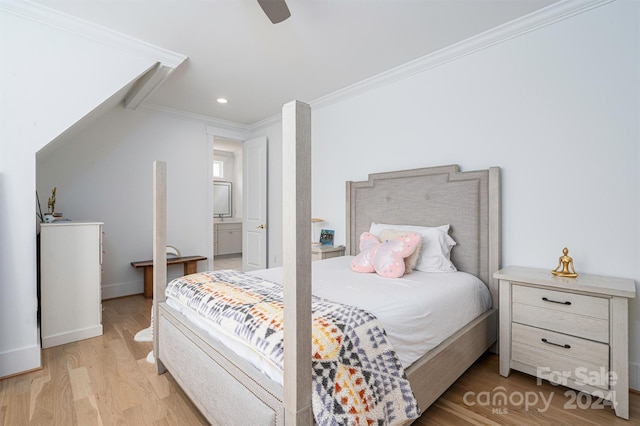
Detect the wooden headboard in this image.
<box><xmin>346</xmin><ymin>165</ymin><xmax>501</xmax><ymax>308</ymax></box>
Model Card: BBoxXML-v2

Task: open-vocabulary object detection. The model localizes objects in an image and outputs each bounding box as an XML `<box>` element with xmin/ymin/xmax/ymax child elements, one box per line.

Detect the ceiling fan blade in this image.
<box><xmin>257</xmin><ymin>0</ymin><xmax>291</xmax><ymax>24</ymax></box>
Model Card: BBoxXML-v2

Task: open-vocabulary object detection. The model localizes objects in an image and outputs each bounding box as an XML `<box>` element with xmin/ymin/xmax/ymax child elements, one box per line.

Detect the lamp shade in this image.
<box><xmin>311</xmin><ymin>218</ymin><xmax>324</xmax><ymax>245</ymax></box>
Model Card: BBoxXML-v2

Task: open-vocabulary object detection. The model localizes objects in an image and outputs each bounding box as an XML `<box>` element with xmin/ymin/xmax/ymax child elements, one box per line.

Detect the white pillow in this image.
<box><xmin>369</xmin><ymin>222</ymin><xmax>457</xmax><ymax>272</ymax></box>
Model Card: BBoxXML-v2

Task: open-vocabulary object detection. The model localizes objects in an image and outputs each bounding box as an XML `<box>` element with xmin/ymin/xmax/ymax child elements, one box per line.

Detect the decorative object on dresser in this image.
<box><xmin>495</xmin><ymin>265</ymin><xmax>636</xmax><ymax>419</ymax></box>
<box><xmin>40</xmin><ymin>221</ymin><xmax>104</xmax><ymax>348</ymax></box>
<box><xmin>551</xmin><ymin>247</ymin><xmax>578</xmax><ymax>277</ymax></box>
<box><xmin>41</xmin><ymin>187</ymin><xmax>64</xmax><ymax>222</ymax></box>
<box><xmin>47</xmin><ymin>186</ymin><xmax>56</xmax><ymax>214</ymax></box>
<box><xmin>311</xmin><ymin>244</ymin><xmax>345</xmax><ymax>261</ymax></box>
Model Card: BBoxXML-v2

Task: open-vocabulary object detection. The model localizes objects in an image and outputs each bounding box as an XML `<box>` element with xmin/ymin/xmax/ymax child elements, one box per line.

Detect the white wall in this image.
<box><xmin>0</xmin><ymin>6</ymin><xmax>159</xmax><ymax>376</ymax></box>
<box><xmin>308</xmin><ymin>0</ymin><xmax>640</xmax><ymax>370</ymax></box>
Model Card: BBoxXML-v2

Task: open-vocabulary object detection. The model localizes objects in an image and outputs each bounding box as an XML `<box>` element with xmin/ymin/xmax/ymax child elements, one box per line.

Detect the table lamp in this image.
<box><xmin>311</xmin><ymin>218</ymin><xmax>324</xmax><ymax>246</ymax></box>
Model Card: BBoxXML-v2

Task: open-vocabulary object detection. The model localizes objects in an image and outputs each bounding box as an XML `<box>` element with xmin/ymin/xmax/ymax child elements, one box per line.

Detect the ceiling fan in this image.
<box><xmin>257</xmin><ymin>0</ymin><xmax>291</xmax><ymax>24</ymax></box>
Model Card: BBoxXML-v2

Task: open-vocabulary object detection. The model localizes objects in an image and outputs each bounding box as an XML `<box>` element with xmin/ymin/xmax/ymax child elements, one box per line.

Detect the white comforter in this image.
<box><xmin>166</xmin><ymin>255</ymin><xmax>492</xmax><ymax>385</ymax></box>
<box><xmin>251</xmin><ymin>256</ymin><xmax>492</xmax><ymax>368</ymax></box>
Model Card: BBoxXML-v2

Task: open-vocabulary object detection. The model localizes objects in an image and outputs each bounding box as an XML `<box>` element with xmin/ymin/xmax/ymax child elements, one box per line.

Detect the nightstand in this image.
<box><xmin>495</xmin><ymin>266</ymin><xmax>635</xmax><ymax>419</ymax></box>
<box><xmin>311</xmin><ymin>245</ymin><xmax>345</xmax><ymax>261</ymax></box>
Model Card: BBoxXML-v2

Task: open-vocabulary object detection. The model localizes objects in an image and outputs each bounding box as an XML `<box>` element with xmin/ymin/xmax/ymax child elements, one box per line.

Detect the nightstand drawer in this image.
<box><xmin>512</xmin><ymin>284</ymin><xmax>609</xmax><ymax>319</ymax></box>
<box><xmin>513</xmin><ymin>302</ymin><xmax>609</xmax><ymax>343</ymax></box>
<box><xmin>512</xmin><ymin>323</ymin><xmax>610</xmax><ymax>391</ymax></box>
<box><xmin>512</xmin><ymin>323</ymin><xmax>609</xmax><ymax>367</ymax></box>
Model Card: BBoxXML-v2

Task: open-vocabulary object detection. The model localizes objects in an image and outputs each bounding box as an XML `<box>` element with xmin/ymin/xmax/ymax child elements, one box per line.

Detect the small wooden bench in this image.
<box><xmin>131</xmin><ymin>255</ymin><xmax>207</xmax><ymax>298</ymax></box>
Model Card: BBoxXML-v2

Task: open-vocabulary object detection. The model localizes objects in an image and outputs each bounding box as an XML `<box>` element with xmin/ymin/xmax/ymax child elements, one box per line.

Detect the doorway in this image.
<box><xmin>213</xmin><ymin>138</ymin><xmax>243</xmax><ymax>270</ymax></box>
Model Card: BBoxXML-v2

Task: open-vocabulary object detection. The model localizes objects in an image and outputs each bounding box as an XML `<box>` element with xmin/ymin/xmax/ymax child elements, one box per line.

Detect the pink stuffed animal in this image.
<box><xmin>351</xmin><ymin>232</ymin><xmax>421</xmax><ymax>278</ymax></box>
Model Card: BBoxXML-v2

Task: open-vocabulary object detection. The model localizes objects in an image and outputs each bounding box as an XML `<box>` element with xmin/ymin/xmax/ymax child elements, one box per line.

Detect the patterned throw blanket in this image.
<box><xmin>166</xmin><ymin>270</ymin><xmax>420</xmax><ymax>425</ymax></box>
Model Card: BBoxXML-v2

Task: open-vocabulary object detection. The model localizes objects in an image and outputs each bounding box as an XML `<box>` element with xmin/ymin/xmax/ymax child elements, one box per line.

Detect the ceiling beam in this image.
<box><xmin>125</xmin><ymin>63</ymin><xmax>175</xmax><ymax>110</ymax></box>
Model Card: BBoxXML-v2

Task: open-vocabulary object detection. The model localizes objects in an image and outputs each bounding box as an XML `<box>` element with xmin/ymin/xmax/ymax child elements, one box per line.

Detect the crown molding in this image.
<box><xmin>142</xmin><ymin>100</ymin><xmax>279</xmax><ymax>135</ymax></box>
<box><xmin>0</xmin><ymin>0</ymin><xmax>187</xmax><ymax>68</ymax></box>
<box><xmin>311</xmin><ymin>0</ymin><xmax>614</xmax><ymax>111</ymax></box>
<box><xmin>142</xmin><ymin>103</ymin><xmax>251</xmax><ymax>135</ymax></box>
<box><xmin>250</xmin><ymin>113</ymin><xmax>283</xmax><ymax>132</ymax></box>
<box><xmin>9</xmin><ymin>0</ymin><xmax>611</xmax><ymax>129</ymax></box>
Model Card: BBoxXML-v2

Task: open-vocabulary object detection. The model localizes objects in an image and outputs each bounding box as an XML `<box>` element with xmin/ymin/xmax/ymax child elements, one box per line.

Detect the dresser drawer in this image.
<box><xmin>512</xmin><ymin>284</ymin><xmax>609</xmax><ymax>343</ymax></box>
<box><xmin>512</xmin><ymin>323</ymin><xmax>610</xmax><ymax>390</ymax></box>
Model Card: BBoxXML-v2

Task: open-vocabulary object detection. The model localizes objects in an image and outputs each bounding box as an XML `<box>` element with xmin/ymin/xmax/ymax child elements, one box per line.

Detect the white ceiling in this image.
<box><xmin>33</xmin><ymin>0</ymin><xmax>558</xmax><ymax>125</ymax></box>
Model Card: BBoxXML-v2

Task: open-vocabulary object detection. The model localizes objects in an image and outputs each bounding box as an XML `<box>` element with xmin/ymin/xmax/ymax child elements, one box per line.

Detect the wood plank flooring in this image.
<box><xmin>213</xmin><ymin>254</ymin><xmax>242</xmax><ymax>271</ymax></box>
<box><xmin>1</xmin><ymin>294</ymin><xmax>638</xmax><ymax>425</ymax></box>
<box><xmin>0</xmin><ymin>296</ymin><xmax>207</xmax><ymax>426</ymax></box>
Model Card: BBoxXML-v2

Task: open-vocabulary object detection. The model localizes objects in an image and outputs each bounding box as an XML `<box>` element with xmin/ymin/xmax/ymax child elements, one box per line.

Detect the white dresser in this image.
<box><xmin>496</xmin><ymin>266</ymin><xmax>635</xmax><ymax>419</ymax></box>
<box><xmin>40</xmin><ymin>221</ymin><xmax>104</xmax><ymax>348</ymax></box>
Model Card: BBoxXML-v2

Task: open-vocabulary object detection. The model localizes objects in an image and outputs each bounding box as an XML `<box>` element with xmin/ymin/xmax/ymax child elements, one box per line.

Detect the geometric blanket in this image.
<box><xmin>165</xmin><ymin>270</ymin><xmax>420</xmax><ymax>425</ymax></box>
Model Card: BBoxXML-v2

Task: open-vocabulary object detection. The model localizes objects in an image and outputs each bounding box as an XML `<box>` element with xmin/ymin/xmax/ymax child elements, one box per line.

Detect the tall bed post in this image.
<box><xmin>153</xmin><ymin>160</ymin><xmax>167</xmax><ymax>374</ymax></box>
<box><xmin>488</xmin><ymin>166</ymin><xmax>501</xmax><ymax>307</ymax></box>
<box><xmin>282</xmin><ymin>100</ymin><xmax>313</xmax><ymax>424</ymax></box>
<box><xmin>488</xmin><ymin>166</ymin><xmax>501</xmax><ymax>353</ymax></box>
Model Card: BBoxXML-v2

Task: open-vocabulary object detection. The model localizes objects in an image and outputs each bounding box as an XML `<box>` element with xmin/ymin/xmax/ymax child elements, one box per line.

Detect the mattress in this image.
<box><xmin>165</xmin><ymin>255</ymin><xmax>492</xmax><ymax>386</ymax></box>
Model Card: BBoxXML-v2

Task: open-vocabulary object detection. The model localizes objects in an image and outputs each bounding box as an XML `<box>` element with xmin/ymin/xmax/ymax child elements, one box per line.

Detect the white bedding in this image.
<box><xmin>253</xmin><ymin>256</ymin><xmax>492</xmax><ymax>367</ymax></box>
<box><xmin>165</xmin><ymin>256</ymin><xmax>492</xmax><ymax>386</ymax></box>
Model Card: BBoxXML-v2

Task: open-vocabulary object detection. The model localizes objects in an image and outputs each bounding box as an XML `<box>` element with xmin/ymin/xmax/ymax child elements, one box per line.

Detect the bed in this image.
<box><xmin>151</xmin><ymin>101</ymin><xmax>501</xmax><ymax>425</ymax></box>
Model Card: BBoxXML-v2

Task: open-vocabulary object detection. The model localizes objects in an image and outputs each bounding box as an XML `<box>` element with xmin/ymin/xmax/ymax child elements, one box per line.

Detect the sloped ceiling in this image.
<box><xmin>32</xmin><ymin>0</ymin><xmax>559</xmax><ymax>125</ymax></box>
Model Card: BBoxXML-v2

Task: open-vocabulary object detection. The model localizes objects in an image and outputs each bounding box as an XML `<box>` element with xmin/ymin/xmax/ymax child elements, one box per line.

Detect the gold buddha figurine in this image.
<box><xmin>551</xmin><ymin>247</ymin><xmax>578</xmax><ymax>278</ymax></box>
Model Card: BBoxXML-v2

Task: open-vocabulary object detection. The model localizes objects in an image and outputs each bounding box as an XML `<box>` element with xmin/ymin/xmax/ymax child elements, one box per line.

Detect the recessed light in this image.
<box><xmin>217</xmin><ymin>98</ymin><xmax>228</xmax><ymax>104</ymax></box>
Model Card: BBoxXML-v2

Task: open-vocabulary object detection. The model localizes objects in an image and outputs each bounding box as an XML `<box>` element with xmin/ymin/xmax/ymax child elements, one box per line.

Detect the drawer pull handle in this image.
<box><xmin>541</xmin><ymin>338</ymin><xmax>571</xmax><ymax>349</ymax></box>
<box><xmin>541</xmin><ymin>297</ymin><xmax>571</xmax><ymax>305</ymax></box>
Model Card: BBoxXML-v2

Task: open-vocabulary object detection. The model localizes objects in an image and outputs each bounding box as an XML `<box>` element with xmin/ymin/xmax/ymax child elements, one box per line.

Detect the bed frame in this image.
<box><xmin>151</xmin><ymin>100</ymin><xmax>501</xmax><ymax>425</ymax></box>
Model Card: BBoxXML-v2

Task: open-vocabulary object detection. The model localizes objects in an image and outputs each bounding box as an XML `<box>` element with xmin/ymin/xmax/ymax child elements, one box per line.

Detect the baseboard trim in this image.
<box><xmin>630</xmin><ymin>362</ymin><xmax>639</xmax><ymax>391</ymax></box>
<box><xmin>102</xmin><ymin>280</ymin><xmax>143</xmax><ymax>300</ymax></box>
<box><xmin>0</xmin><ymin>344</ymin><xmax>41</xmax><ymax>379</ymax></box>
<box><xmin>42</xmin><ymin>325</ymin><xmax>103</xmax><ymax>349</ymax></box>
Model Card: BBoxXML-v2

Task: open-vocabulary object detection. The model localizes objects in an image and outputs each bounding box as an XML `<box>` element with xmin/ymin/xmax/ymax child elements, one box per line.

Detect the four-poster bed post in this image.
<box><xmin>282</xmin><ymin>100</ymin><xmax>313</xmax><ymax>424</ymax></box>
<box><xmin>153</xmin><ymin>160</ymin><xmax>167</xmax><ymax>375</ymax></box>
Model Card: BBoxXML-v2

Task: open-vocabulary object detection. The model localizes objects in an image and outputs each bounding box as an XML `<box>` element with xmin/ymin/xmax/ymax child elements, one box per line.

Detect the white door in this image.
<box><xmin>243</xmin><ymin>136</ymin><xmax>268</xmax><ymax>271</ymax></box>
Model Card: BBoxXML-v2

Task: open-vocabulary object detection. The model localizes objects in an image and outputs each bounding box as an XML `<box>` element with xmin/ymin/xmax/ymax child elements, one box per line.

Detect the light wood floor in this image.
<box><xmin>1</xmin><ymin>295</ymin><xmax>638</xmax><ymax>425</ymax></box>
<box><xmin>0</xmin><ymin>296</ymin><xmax>207</xmax><ymax>426</ymax></box>
<box><xmin>213</xmin><ymin>254</ymin><xmax>242</xmax><ymax>271</ymax></box>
